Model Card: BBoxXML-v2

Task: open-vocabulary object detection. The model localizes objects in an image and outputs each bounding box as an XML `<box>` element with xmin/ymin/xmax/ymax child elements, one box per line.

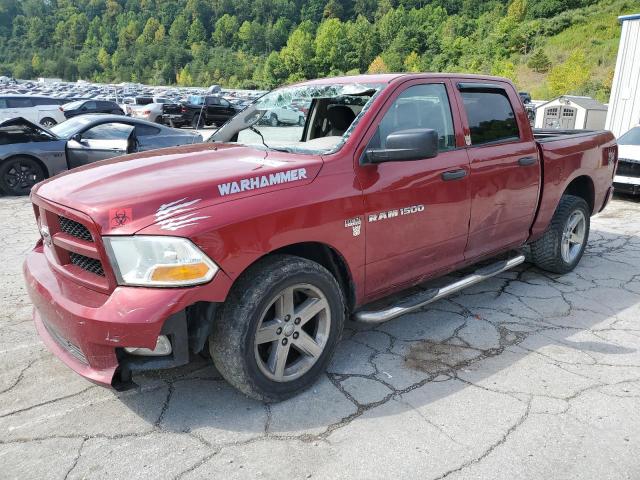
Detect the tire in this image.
<box><xmin>0</xmin><ymin>156</ymin><xmax>46</xmax><ymax>196</ymax></box>
<box><xmin>192</xmin><ymin>114</ymin><xmax>204</xmax><ymax>129</ymax></box>
<box><xmin>529</xmin><ymin>194</ymin><xmax>590</xmax><ymax>274</ymax></box>
<box><xmin>39</xmin><ymin>117</ymin><xmax>57</xmax><ymax>128</ymax></box>
<box><xmin>210</xmin><ymin>255</ymin><xmax>345</xmax><ymax>402</ymax></box>
<box><xmin>154</xmin><ymin>116</ymin><xmax>163</xmax><ymax>124</ymax></box>
<box><xmin>298</xmin><ymin>116</ymin><xmax>305</xmax><ymax>126</ymax></box>
<box><xmin>270</xmin><ymin>114</ymin><xmax>278</xmax><ymax>126</ymax></box>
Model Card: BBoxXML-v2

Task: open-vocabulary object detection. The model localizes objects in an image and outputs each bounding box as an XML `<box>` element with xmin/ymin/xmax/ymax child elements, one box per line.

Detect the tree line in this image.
<box><xmin>0</xmin><ymin>0</ymin><xmax>619</xmax><ymax>99</ymax></box>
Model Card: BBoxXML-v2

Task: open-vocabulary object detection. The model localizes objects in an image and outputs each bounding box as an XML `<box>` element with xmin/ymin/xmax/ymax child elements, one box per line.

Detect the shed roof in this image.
<box><xmin>535</xmin><ymin>95</ymin><xmax>607</xmax><ymax>111</ymax></box>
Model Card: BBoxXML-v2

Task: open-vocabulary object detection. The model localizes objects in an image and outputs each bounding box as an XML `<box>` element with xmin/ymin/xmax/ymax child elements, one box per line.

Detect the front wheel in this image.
<box><xmin>40</xmin><ymin>117</ymin><xmax>57</xmax><ymax>128</ymax></box>
<box><xmin>192</xmin><ymin>114</ymin><xmax>204</xmax><ymax>129</ymax></box>
<box><xmin>0</xmin><ymin>156</ymin><xmax>46</xmax><ymax>196</ymax></box>
<box><xmin>529</xmin><ymin>194</ymin><xmax>590</xmax><ymax>273</ymax></box>
<box><xmin>210</xmin><ymin>255</ymin><xmax>345</xmax><ymax>401</ymax></box>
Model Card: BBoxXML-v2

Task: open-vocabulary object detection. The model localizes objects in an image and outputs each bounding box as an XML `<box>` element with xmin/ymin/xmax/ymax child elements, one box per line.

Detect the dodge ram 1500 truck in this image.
<box><xmin>23</xmin><ymin>74</ymin><xmax>617</xmax><ymax>401</ymax></box>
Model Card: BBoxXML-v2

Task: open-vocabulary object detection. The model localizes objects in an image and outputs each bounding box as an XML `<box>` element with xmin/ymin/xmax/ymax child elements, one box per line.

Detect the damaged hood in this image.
<box><xmin>33</xmin><ymin>143</ymin><xmax>323</xmax><ymax>234</ymax></box>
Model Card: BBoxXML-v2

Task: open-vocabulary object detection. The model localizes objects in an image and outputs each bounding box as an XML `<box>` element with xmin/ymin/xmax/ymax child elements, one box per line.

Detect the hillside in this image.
<box><xmin>0</xmin><ymin>0</ymin><xmax>638</xmax><ymax>100</ymax></box>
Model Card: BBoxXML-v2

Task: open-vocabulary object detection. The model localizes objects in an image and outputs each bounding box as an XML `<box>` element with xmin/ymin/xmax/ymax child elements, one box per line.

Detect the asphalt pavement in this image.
<box><xmin>1</xmin><ymin>195</ymin><xmax>639</xmax><ymax>479</ymax></box>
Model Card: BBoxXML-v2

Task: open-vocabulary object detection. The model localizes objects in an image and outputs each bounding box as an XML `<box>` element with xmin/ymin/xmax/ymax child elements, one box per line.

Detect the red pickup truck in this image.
<box><xmin>23</xmin><ymin>74</ymin><xmax>617</xmax><ymax>401</ymax></box>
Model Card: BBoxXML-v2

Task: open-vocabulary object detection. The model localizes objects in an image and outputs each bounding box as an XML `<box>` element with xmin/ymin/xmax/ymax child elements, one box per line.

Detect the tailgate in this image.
<box><xmin>162</xmin><ymin>104</ymin><xmax>182</xmax><ymax>115</ymax></box>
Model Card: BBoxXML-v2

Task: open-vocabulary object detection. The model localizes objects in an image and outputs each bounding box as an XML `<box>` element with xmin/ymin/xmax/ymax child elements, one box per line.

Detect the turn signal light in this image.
<box><xmin>150</xmin><ymin>262</ymin><xmax>211</xmax><ymax>282</ymax></box>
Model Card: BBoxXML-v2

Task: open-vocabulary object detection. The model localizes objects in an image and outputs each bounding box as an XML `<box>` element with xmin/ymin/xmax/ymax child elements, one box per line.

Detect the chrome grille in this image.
<box><xmin>69</xmin><ymin>252</ymin><xmax>105</xmax><ymax>277</ymax></box>
<box><xmin>59</xmin><ymin>216</ymin><xmax>93</xmax><ymax>242</ymax></box>
<box><xmin>43</xmin><ymin>320</ymin><xmax>88</xmax><ymax>365</ymax></box>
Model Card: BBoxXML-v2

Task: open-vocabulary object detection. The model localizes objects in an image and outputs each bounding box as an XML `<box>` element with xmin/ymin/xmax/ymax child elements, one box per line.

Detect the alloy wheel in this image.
<box><xmin>561</xmin><ymin>210</ymin><xmax>586</xmax><ymax>263</ymax></box>
<box><xmin>254</xmin><ymin>283</ymin><xmax>331</xmax><ymax>382</ymax></box>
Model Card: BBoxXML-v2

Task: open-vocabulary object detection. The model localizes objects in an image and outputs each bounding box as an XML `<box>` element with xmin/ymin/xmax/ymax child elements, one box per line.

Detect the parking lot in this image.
<box><xmin>1</xmin><ymin>194</ymin><xmax>640</xmax><ymax>479</ymax></box>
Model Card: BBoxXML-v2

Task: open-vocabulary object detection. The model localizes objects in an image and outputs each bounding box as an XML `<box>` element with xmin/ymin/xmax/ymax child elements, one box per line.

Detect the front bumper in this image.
<box><xmin>23</xmin><ymin>245</ymin><xmax>225</xmax><ymax>388</ymax></box>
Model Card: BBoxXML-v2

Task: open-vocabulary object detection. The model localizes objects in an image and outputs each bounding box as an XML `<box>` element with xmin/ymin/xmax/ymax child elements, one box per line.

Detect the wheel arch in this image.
<box><xmin>563</xmin><ymin>175</ymin><xmax>595</xmax><ymax>214</ymax></box>
<box><xmin>234</xmin><ymin>241</ymin><xmax>356</xmax><ymax>313</ymax></box>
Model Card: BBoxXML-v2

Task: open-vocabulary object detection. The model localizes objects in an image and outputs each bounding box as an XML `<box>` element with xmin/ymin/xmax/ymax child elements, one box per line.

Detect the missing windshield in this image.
<box><xmin>212</xmin><ymin>83</ymin><xmax>383</xmax><ymax>155</ymax></box>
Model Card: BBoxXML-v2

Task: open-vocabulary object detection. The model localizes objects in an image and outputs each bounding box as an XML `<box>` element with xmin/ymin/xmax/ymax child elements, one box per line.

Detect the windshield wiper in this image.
<box><xmin>249</xmin><ymin>126</ymin><xmax>291</xmax><ymax>153</ymax></box>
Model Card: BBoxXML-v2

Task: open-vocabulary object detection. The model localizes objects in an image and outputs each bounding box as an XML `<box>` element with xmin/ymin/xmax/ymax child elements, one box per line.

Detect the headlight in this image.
<box><xmin>103</xmin><ymin>236</ymin><xmax>218</xmax><ymax>287</ymax></box>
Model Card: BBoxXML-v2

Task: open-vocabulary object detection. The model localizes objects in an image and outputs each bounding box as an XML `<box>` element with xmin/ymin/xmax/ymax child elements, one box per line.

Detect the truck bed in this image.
<box><xmin>533</xmin><ymin>129</ymin><xmax>609</xmax><ymax>142</ymax></box>
<box><xmin>530</xmin><ymin>128</ymin><xmax>616</xmax><ymax>239</ymax></box>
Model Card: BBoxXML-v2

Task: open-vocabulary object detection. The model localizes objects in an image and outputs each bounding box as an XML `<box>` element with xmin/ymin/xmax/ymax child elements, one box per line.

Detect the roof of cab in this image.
<box><xmin>294</xmin><ymin>72</ymin><xmax>514</xmax><ymax>87</ymax></box>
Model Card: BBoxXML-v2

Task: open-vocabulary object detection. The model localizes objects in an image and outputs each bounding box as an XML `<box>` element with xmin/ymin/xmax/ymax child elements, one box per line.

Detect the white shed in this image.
<box><xmin>534</xmin><ymin>95</ymin><xmax>608</xmax><ymax>130</ymax></box>
<box><xmin>606</xmin><ymin>13</ymin><xmax>640</xmax><ymax>137</ymax></box>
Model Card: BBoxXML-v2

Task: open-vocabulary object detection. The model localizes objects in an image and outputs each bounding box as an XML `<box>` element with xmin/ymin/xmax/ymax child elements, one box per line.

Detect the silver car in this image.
<box><xmin>0</xmin><ymin>115</ymin><xmax>202</xmax><ymax>195</ymax></box>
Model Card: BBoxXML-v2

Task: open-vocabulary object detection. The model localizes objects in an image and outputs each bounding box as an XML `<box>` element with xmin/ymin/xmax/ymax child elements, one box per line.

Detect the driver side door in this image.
<box><xmin>355</xmin><ymin>80</ymin><xmax>471</xmax><ymax>298</ymax></box>
<box><xmin>66</xmin><ymin>122</ymin><xmax>134</xmax><ymax>169</ymax></box>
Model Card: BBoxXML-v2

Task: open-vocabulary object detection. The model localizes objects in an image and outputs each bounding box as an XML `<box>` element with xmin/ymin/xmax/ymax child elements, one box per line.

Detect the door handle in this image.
<box><xmin>441</xmin><ymin>169</ymin><xmax>467</xmax><ymax>181</ymax></box>
<box><xmin>518</xmin><ymin>156</ymin><xmax>537</xmax><ymax>166</ymax></box>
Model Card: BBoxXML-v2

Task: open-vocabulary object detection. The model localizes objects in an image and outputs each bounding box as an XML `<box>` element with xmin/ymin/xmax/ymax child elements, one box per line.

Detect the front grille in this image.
<box><xmin>43</xmin><ymin>320</ymin><xmax>88</xmax><ymax>365</ymax></box>
<box><xmin>617</xmin><ymin>159</ymin><xmax>640</xmax><ymax>178</ymax></box>
<box><xmin>70</xmin><ymin>252</ymin><xmax>105</xmax><ymax>277</ymax></box>
<box><xmin>59</xmin><ymin>216</ymin><xmax>93</xmax><ymax>242</ymax></box>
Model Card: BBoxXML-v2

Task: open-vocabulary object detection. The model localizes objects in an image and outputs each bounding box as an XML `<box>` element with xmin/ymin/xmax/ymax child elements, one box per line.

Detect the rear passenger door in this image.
<box><xmin>356</xmin><ymin>80</ymin><xmax>471</xmax><ymax>297</ymax></box>
<box><xmin>455</xmin><ymin>82</ymin><xmax>540</xmax><ymax>261</ymax></box>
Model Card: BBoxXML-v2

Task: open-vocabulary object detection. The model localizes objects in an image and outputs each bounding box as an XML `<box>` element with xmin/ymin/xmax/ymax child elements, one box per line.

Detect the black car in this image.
<box><xmin>162</xmin><ymin>95</ymin><xmax>240</xmax><ymax>128</ymax></box>
<box><xmin>61</xmin><ymin>100</ymin><xmax>124</xmax><ymax>119</ymax></box>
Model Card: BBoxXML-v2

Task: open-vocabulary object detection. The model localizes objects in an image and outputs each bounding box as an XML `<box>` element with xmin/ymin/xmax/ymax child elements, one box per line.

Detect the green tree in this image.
<box><xmin>547</xmin><ymin>50</ymin><xmax>590</xmax><ymax>96</ymax></box>
<box><xmin>212</xmin><ymin>14</ymin><xmax>239</xmax><ymax>48</ymax></box>
<box><xmin>188</xmin><ymin>18</ymin><xmax>206</xmax><ymax>44</ymax></box>
<box><xmin>527</xmin><ymin>49</ymin><xmax>551</xmax><ymax>73</ymax></box>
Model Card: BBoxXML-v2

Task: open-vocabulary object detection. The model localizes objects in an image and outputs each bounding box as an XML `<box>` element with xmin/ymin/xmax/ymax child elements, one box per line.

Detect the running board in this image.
<box><xmin>354</xmin><ymin>254</ymin><xmax>526</xmax><ymax>324</ymax></box>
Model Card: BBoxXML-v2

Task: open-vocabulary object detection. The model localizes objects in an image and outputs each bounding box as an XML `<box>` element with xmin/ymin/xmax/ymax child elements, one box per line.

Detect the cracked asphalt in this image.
<box><xmin>2</xmin><ymin>195</ymin><xmax>640</xmax><ymax>479</ymax></box>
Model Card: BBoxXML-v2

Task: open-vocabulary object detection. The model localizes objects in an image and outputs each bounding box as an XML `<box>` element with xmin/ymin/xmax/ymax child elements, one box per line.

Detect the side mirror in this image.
<box><xmin>71</xmin><ymin>133</ymin><xmax>82</xmax><ymax>143</ymax></box>
<box><xmin>365</xmin><ymin>128</ymin><xmax>439</xmax><ymax>164</ymax></box>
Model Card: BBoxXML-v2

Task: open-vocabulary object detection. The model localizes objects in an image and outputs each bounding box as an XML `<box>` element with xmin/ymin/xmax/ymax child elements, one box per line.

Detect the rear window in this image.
<box><xmin>135</xmin><ymin>97</ymin><xmax>154</xmax><ymax>105</ymax></box>
<box><xmin>461</xmin><ymin>90</ymin><xmax>519</xmax><ymax>145</ymax></box>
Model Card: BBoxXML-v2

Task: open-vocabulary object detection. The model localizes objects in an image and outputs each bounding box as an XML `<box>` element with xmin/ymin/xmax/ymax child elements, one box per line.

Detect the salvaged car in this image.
<box><xmin>613</xmin><ymin>125</ymin><xmax>640</xmax><ymax>195</ymax></box>
<box><xmin>0</xmin><ymin>116</ymin><xmax>201</xmax><ymax>195</ymax></box>
<box><xmin>161</xmin><ymin>95</ymin><xmax>241</xmax><ymax>128</ymax></box>
<box><xmin>23</xmin><ymin>74</ymin><xmax>617</xmax><ymax>401</ymax></box>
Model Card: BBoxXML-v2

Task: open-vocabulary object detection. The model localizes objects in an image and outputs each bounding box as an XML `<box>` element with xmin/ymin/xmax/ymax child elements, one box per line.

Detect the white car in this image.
<box><xmin>614</xmin><ymin>126</ymin><xmax>640</xmax><ymax>195</ymax></box>
<box><xmin>129</xmin><ymin>97</ymin><xmax>172</xmax><ymax>123</ymax></box>
<box><xmin>0</xmin><ymin>95</ymin><xmax>67</xmax><ymax>127</ymax></box>
<box><xmin>263</xmin><ymin>105</ymin><xmax>305</xmax><ymax>126</ymax></box>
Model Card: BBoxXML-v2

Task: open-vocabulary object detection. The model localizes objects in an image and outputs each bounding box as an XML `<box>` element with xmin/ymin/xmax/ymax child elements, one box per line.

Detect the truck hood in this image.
<box><xmin>33</xmin><ymin>143</ymin><xmax>323</xmax><ymax>234</ymax></box>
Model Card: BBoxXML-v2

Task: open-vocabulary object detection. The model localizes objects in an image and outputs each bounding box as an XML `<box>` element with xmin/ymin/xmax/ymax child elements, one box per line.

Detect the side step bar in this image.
<box><xmin>354</xmin><ymin>254</ymin><xmax>526</xmax><ymax>324</ymax></box>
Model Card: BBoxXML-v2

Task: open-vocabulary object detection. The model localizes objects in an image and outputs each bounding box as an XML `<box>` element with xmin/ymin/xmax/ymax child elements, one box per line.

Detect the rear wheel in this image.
<box><xmin>39</xmin><ymin>117</ymin><xmax>57</xmax><ymax>128</ymax></box>
<box><xmin>529</xmin><ymin>194</ymin><xmax>590</xmax><ymax>273</ymax></box>
<box><xmin>269</xmin><ymin>114</ymin><xmax>278</xmax><ymax>126</ymax></box>
<box><xmin>0</xmin><ymin>156</ymin><xmax>46</xmax><ymax>196</ymax></box>
<box><xmin>210</xmin><ymin>255</ymin><xmax>345</xmax><ymax>401</ymax></box>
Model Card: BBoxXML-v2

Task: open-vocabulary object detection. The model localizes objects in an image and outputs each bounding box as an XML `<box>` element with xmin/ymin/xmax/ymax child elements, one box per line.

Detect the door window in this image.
<box><xmin>372</xmin><ymin>83</ymin><xmax>456</xmax><ymax>151</ymax></box>
<box><xmin>460</xmin><ymin>90</ymin><xmax>519</xmax><ymax>145</ymax></box>
<box><xmin>82</xmin><ymin>101</ymin><xmax>97</xmax><ymax>110</ymax></box>
<box><xmin>0</xmin><ymin>99</ymin><xmax>7</xmax><ymax>109</ymax></box>
<box><xmin>82</xmin><ymin>122</ymin><xmax>133</xmax><ymax>140</ymax></box>
<box><xmin>7</xmin><ymin>98</ymin><xmax>33</xmax><ymax>108</ymax></box>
